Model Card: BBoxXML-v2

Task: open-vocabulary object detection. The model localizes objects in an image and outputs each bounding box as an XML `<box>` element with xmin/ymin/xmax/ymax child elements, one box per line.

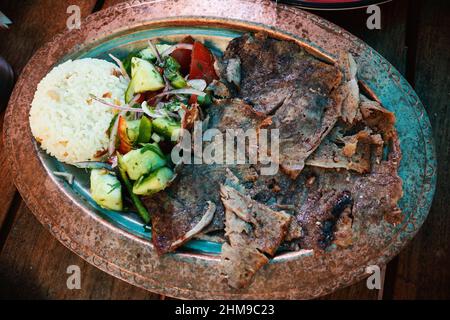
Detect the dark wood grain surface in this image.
<box><xmin>382</xmin><ymin>0</ymin><xmax>450</xmax><ymax>300</ymax></box>
<box><xmin>0</xmin><ymin>0</ymin><xmax>448</xmax><ymax>300</ymax></box>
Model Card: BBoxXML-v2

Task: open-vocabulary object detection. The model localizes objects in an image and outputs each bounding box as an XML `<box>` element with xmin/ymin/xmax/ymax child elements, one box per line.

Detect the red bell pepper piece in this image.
<box><xmin>117</xmin><ymin>115</ymin><xmax>133</xmax><ymax>154</ymax></box>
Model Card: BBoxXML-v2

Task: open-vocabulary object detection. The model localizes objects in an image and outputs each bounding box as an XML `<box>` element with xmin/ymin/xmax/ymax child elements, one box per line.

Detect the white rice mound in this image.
<box><xmin>29</xmin><ymin>58</ymin><xmax>129</xmax><ymax>164</ymax></box>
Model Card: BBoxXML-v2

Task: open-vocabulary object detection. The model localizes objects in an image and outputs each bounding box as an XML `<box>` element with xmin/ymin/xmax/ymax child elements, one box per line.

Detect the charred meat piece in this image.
<box><xmin>223</xmin><ymin>32</ymin><xmax>342</xmax><ymax>115</ymax></box>
<box><xmin>145</xmin><ymin>163</ymin><xmax>225</xmax><ymax>254</ymax></box>
<box><xmin>318</xmin><ymin>191</ymin><xmax>353</xmax><ymax>249</ymax></box>
<box><xmin>180</xmin><ymin>103</ymin><xmax>200</xmax><ymax>131</ymax></box>
<box><xmin>292</xmin><ymin>189</ymin><xmax>353</xmax><ymax>250</ymax></box>
<box><xmin>333</xmin><ymin>206</ymin><xmax>354</xmax><ymax>248</ymax></box>
<box><xmin>280</xmin><ymin>95</ymin><xmax>402</xmax><ymax>251</ymax></box>
<box><xmin>339</xmin><ymin>53</ymin><xmax>360</xmax><ymax>124</ymax></box>
<box><xmin>220</xmin><ymin>184</ymin><xmax>292</xmax><ymax>289</ymax></box>
<box><xmin>306</xmin><ymin>124</ymin><xmax>384</xmax><ymax>173</ymax></box>
<box><xmin>306</xmin><ymin>95</ymin><xmax>395</xmax><ymax>173</ymax></box>
<box><xmin>223</xmin><ymin>32</ymin><xmax>344</xmax><ymax>178</ymax></box>
<box><xmin>286</xmin><ymin>147</ymin><xmax>402</xmax><ymax>251</ymax></box>
<box><xmin>263</xmin><ymin>85</ymin><xmax>344</xmax><ymax>179</ymax></box>
<box><xmin>206</xmin><ymin>98</ymin><xmax>266</xmax><ymax>132</ymax></box>
<box><xmin>359</xmin><ymin>95</ymin><xmax>396</xmax><ymax>140</ymax></box>
<box><xmin>221</xmin><ymin>243</ymin><xmax>269</xmax><ymax>289</ymax></box>
<box><xmin>144</xmin><ymin>32</ymin><xmax>403</xmax><ymax>273</ymax></box>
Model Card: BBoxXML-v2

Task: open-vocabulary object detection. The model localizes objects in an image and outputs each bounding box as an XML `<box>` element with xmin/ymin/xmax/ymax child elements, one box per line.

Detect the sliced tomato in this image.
<box><xmin>145</xmin><ymin>89</ymin><xmax>163</xmax><ymax>105</ymax></box>
<box><xmin>156</xmin><ymin>65</ymin><xmax>164</xmax><ymax>75</ymax></box>
<box><xmin>170</xmin><ymin>36</ymin><xmax>194</xmax><ymax>76</ymax></box>
<box><xmin>188</xmin><ymin>94</ymin><xmax>198</xmax><ymax>106</ymax></box>
<box><xmin>135</xmin><ymin>94</ymin><xmax>146</xmax><ymax>104</ymax></box>
<box><xmin>135</xmin><ymin>90</ymin><xmax>164</xmax><ymax>106</ymax></box>
<box><xmin>189</xmin><ymin>41</ymin><xmax>218</xmax><ymax>84</ymax></box>
<box><xmin>117</xmin><ymin>115</ymin><xmax>133</xmax><ymax>154</ymax></box>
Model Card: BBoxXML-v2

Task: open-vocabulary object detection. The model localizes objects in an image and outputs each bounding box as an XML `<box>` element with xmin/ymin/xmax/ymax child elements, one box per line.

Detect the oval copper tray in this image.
<box><xmin>4</xmin><ymin>0</ymin><xmax>436</xmax><ymax>299</ymax></box>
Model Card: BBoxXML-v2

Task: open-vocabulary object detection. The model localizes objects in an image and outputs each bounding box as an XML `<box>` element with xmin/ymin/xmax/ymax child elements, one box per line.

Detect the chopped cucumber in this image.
<box><xmin>151</xmin><ymin>132</ymin><xmax>161</xmax><ymax>143</ymax></box>
<box><xmin>132</xmin><ymin>167</ymin><xmax>174</xmax><ymax>196</ymax></box>
<box><xmin>90</xmin><ymin>169</ymin><xmax>123</xmax><ymax>211</ymax></box>
<box><xmin>139</xmin><ymin>142</ymin><xmax>164</xmax><ymax>157</ymax></box>
<box><xmin>117</xmin><ymin>154</ymin><xmax>150</xmax><ymax>223</ymax></box>
<box><xmin>122</xmin><ymin>45</ymin><xmax>173</xmax><ymax>77</ymax></box>
<box><xmin>138</xmin><ymin>48</ymin><xmax>156</xmax><ymax>61</ymax></box>
<box><xmin>197</xmin><ymin>93</ymin><xmax>212</xmax><ymax>106</ymax></box>
<box><xmin>120</xmin><ymin>116</ymin><xmax>152</xmax><ymax>145</ymax></box>
<box><xmin>138</xmin><ymin>44</ymin><xmax>172</xmax><ymax>61</ymax></box>
<box><xmin>152</xmin><ymin>117</ymin><xmax>181</xmax><ymax>141</ymax></box>
<box><xmin>164</xmin><ymin>56</ymin><xmax>181</xmax><ymax>70</ymax></box>
<box><xmin>165</xmin><ymin>70</ymin><xmax>187</xmax><ymax>88</ymax></box>
<box><xmin>126</xmin><ymin>119</ymin><xmax>140</xmax><ymax>142</ymax></box>
<box><xmin>122</xmin><ymin>145</ymin><xmax>166</xmax><ymax>180</ymax></box>
<box><xmin>163</xmin><ymin>56</ymin><xmax>187</xmax><ymax>89</ymax></box>
<box><xmin>137</xmin><ymin>116</ymin><xmax>152</xmax><ymax>144</ymax></box>
<box><xmin>125</xmin><ymin>80</ymin><xmax>135</xmax><ymax>103</ymax></box>
<box><xmin>121</xmin><ymin>51</ymin><xmax>140</xmax><ymax>77</ymax></box>
<box><xmin>125</xmin><ymin>57</ymin><xmax>164</xmax><ymax>102</ymax></box>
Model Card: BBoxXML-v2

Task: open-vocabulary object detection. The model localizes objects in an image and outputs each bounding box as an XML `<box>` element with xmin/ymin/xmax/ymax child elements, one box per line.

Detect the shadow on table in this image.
<box><xmin>0</xmin><ymin>260</ymin><xmax>47</xmax><ymax>300</ymax></box>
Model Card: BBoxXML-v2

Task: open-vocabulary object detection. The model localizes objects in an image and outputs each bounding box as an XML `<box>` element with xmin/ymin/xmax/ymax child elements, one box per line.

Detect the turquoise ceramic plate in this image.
<box><xmin>5</xmin><ymin>0</ymin><xmax>436</xmax><ymax>299</ymax></box>
<box><xmin>48</xmin><ymin>28</ymin><xmax>244</xmax><ymax>255</ymax></box>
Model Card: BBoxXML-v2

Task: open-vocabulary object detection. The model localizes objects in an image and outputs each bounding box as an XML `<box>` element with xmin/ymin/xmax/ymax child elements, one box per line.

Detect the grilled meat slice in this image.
<box><xmin>145</xmin><ymin>164</ymin><xmax>223</xmax><ymax>253</ymax></box>
<box><xmin>220</xmin><ymin>184</ymin><xmax>292</xmax><ymax>289</ymax></box>
<box><xmin>306</xmin><ymin>124</ymin><xmax>384</xmax><ymax>173</ymax></box>
<box><xmin>339</xmin><ymin>52</ymin><xmax>360</xmax><ymax>124</ymax></box>
<box><xmin>306</xmin><ymin>95</ymin><xmax>395</xmax><ymax>173</ymax></box>
<box><xmin>223</xmin><ymin>32</ymin><xmax>342</xmax><ymax>115</ymax></box>
<box><xmin>223</xmin><ymin>32</ymin><xmax>344</xmax><ymax>178</ymax></box>
<box><xmin>282</xmin><ymin>94</ymin><xmax>402</xmax><ymax>250</ymax></box>
<box><xmin>280</xmin><ymin>134</ymin><xmax>402</xmax><ymax>251</ymax></box>
<box><xmin>359</xmin><ymin>95</ymin><xmax>396</xmax><ymax>139</ymax></box>
<box><xmin>263</xmin><ymin>86</ymin><xmax>344</xmax><ymax>178</ymax></box>
<box><xmin>145</xmin><ymin>32</ymin><xmax>403</xmax><ymax>267</ymax></box>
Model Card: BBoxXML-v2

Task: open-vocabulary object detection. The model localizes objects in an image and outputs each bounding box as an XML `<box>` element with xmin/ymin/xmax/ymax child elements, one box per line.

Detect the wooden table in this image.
<box><xmin>0</xmin><ymin>0</ymin><xmax>448</xmax><ymax>299</ymax></box>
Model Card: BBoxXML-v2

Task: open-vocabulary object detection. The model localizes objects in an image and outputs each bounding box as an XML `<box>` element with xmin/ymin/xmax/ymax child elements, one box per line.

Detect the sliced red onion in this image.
<box><xmin>134</xmin><ymin>112</ymin><xmax>142</xmax><ymax>120</ymax></box>
<box><xmin>90</xmin><ymin>95</ymin><xmax>143</xmax><ymax>112</ymax></box>
<box><xmin>162</xmin><ymin>75</ymin><xmax>172</xmax><ymax>93</ymax></box>
<box><xmin>108</xmin><ymin>54</ymin><xmax>130</xmax><ymax>80</ymax></box>
<box><xmin>110</xmin><ymin>156</ymin><xmax>118</xmax><ymax>169</ymax></box>
<box><xmin>169</xmin><ymin>201</ymin><xmax>216</xmax><ymax>250</ymax></box>
<box><xmin>160</xmin><ymin>43</ymin><xmax>193</xmax><ymax>57</ymax></box>
<box><xmin>142</xmin><ymin>101</ymin><xmax>178</xmax><ymax>119</ymax></box>
<box><xmin>53</xmin><ymin>171</ymin><xmax>74</xmax><ymax>185</ymax></box>
<box><xmin>148</xmin><ymin>40</ymin><xmax>162</xmax><ymax>65</ymax></box>
<box><xmin>128</xmin><ymin>93</ymin><xmax>142</xmax><ymax>107</ymax></box>
<box><xmin>154</xmin><ymin>88</ymin><xmax>206</xmax><ymax>99</ymax></box>
<box><xmin>152</xmin><ymin>76</ymin><xmax>172</xmax><ymax>106</ymax></box>
<box><xmin>95</xmin><ymin>93</ymin><xmax>143</xmax><ymax>156</ymax></box>
<box><xmin>175</xmin><ymin>94</ymin><xmax>186</xmax><ymax>101</ymax></box>
<box><xmin>187</xmin><ymin>79</ymin><xmax>207</xmax><ymax>91</ymax></box>
<box><xmin>141</xmin><ymin>101</ymin><xmax>156</xmax><ymax>118</ymax></box>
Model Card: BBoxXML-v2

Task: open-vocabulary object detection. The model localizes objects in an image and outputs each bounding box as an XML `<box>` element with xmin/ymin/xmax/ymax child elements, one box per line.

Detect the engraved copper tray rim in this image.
<box><xmin>4</xmin><ymin>0</ymin><xmax>436</xmax><ymax>299</ymax></box>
